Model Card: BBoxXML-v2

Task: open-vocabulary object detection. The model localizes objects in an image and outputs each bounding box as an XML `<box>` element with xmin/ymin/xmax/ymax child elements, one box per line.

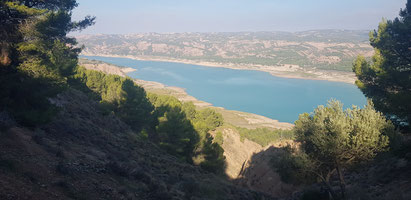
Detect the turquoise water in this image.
<box><xmin>83</xmin><ymin>56</ymin><xmax>367</xmax><ymax>123</ymax></box>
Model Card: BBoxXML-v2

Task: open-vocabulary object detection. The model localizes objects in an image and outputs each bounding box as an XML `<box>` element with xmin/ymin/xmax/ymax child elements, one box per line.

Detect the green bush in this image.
<box><xmin>200</xmin><ymin>135</ymin><xmax>226</xmax><ymax>176</ymax></box>
<box><xmin>273</xmin><ymin>99</ymin><xmax>396</xmax><ymax>199</ymax></box>
<box><xmin>214</xmin><ymin>131</ymin><xmax>224</xmax><ymax>145</ymax></box>
<box><xmin>71</xmin><ymin>66</ymin><xmax>154</xmax><ymax>132</ymax></box>
<box><xmin>236</xmin><ymin>127</ymin><xmax>294</xmax><ymax>146</ymax></box>
<box><xmin>0</xmin><ymin>71</ymin><xmax>62</xmax><ymax>127</ymax></box>
<box><xmin>148</xmin><ymin>93</ymin><xmax>226</xmax><ymax>174</ymax></box>
<box><xmin>0</xmin><ymin>0</ymin><xmax>94</xmax><ymax>127</ymax></box>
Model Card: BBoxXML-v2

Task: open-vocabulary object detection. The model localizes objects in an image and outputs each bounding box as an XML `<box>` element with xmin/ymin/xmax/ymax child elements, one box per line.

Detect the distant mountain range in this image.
<box><xmin>76</xmin><ymin>30</ymin><xmax>373</xmax><ymax>72</ymax></box>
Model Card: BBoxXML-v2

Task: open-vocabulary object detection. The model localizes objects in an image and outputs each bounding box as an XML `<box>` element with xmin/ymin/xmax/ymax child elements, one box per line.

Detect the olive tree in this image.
<box><xmin>274</xmin><ymin>100</ymin><xmax>395</xmax><ymax>199</ymax></box>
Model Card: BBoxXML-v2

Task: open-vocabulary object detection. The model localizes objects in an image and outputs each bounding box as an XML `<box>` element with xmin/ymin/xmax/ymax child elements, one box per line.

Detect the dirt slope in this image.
<box><xmin>77</xmin><ymin>60</ymin><xmax>299</xmax><ymax>198</ymax></box>
<box><xmin>217</xmin><ymin>128</ymin><xmax>263</xmax><ymax>179</ymax></box>
<box><xmin>213</xmin><ymin>128</ymin><xmax>298</xmax><ymax>198</ymax></box>
<box><xmin>0</xmin><ymin>89</ymin><xmax>273</xmax><ymax>200</ymax></box>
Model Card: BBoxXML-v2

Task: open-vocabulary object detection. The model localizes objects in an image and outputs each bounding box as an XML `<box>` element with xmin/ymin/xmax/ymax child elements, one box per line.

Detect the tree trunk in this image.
<box><xmin>336</xmin><ymin>163</ymin><xmax>346</xmax><ymax>200</ymax></box>
<box><xmin>1</xmin><ymin>44</ymin><xmax>12</xmax><ymax>67</ymax></box>
<box><xmin>324</xmin><ymin>180</ymin><xmax>337</xmax><ymax>200</ymax></box>
<box><xmin>325</xmin><ymin>169</ymin><xmax>338</xmax><ymax>200</ymax></box>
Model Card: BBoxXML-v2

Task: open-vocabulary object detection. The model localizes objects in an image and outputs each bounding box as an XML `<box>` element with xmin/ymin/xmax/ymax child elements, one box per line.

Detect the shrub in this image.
<box><xmin>273</xmin><ymin>100</ymin><xmax>396</xmax><ymax>199</ymax></box>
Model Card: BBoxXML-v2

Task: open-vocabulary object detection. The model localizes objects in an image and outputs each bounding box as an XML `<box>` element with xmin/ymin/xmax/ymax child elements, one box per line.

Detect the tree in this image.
<box><xmin>71</xmin><ymin>67</ymin><xmax>154</xmax><ymax>132</ymax></box>
<box><xmin>195</xmin><ymin>108</ymin><xmax>223</xmax><ymax>131</ymax></box>
<box><xmin>156</xmin><ymin>106</ymin><xmax>199</xmax><ymax>162</ymax></box>
<box><xmin>1</xmin><ymin>1</ymin><xmax>94</xmax><ymax>70</ymax></box>
<box><xmin>148</xmin><ymin>93</ymin><xmax>226</xmax><ymax>173</ymax></box>
<box><xmin>117</xmin><ymin>79</ymin><xmax>154</xmax><ymax>132</ymax></box>
<box><xmin>0</xmin><ymin>0</ymin><xmax>94</xmax><ymax>126</ymax></box>
<box><xmin>200</xmin><ymin>134</ymin><xmax>226</xmax><ymax>176</ymax></box>
<box><xmin>353</xmin><ymin>0</ymin><xmax>411</xmax><ymax>129</ymax></box>
<box><xmin>273</xmin><ymin>100</ymin><xmax>395</xmax><ymax>199</ymax></box>
<box><xmin>182</xmin><ymin>102</ymin><xmax>196</xmax><ymax>120</ymax></box>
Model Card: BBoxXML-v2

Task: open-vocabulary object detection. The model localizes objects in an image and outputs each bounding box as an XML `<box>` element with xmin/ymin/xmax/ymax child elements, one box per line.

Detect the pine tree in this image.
<box><xmin>0</xmin><ymin>0</ymin><xmax>94</xmax><ymax>126</ymax></box>
<box><xmin>353</xmin><ymin>0</ymin><xmax>411</xmax><ymax>128</ymax></box>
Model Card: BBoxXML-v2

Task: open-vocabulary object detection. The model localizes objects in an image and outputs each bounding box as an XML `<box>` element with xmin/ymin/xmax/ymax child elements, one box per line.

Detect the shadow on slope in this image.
<box><xmin>234</xmin><ymin>143</ymin><xmax>300</xmax><ymax>198</ymax></box>
<box><xmin>236</xmin><ymin>140</ymin><xmax>411</xmax><ymax>200</ymax></box>
<box><xmin>0</xmin><ymin>89</ymin><xmax>272</xmax><ymax>200</ymax></box>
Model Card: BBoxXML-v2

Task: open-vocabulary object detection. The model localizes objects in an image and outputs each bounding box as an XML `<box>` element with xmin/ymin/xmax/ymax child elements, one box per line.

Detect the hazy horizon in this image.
<box><xmin>72</xmin><ymin>0</ymin><xmax>406</xmax><ymax>35</ymax></box>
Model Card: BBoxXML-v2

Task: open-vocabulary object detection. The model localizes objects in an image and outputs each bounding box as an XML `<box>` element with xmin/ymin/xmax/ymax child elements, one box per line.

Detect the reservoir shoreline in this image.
<box><xmin>80</xmin><ymin>53</ymin><xmax>357</xmax><ymax>84</ymax></box>
<box><xmin>79</xmin><ymin>58</ymin><xmax>295</xmax><ymax>130</ymax></box>
<box><xmin>80</xmin><ymin>55</ymin><xmax>366</xmax><ymax>123</ymax></box>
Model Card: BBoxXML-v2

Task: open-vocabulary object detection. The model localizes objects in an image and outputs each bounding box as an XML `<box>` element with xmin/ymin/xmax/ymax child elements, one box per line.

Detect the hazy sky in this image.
<box><xmin>72</xmin><ymin>0</ymin><xmax>406</xmax><ymax>34</ymax></box>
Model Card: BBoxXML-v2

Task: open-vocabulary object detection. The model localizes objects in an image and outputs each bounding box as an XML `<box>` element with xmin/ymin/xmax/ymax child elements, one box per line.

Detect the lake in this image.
<box><xmin>82</xmin><ymin>56</ymin><xmax>367</xmax><ymax>123</ymax></box>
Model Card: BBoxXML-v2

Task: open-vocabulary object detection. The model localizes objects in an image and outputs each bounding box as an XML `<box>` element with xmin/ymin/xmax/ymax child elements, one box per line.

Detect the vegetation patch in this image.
<box><xmin>236</xmin><ymin>127</ymin><xmax>294</xmax><ymax>146</ymax></box>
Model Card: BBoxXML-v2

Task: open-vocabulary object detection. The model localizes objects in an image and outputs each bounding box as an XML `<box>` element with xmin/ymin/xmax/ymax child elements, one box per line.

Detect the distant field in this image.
<box><xmin>76</xmin><ymin>30</ymin><xmax>373</xmax><ymax>72</ymax></box>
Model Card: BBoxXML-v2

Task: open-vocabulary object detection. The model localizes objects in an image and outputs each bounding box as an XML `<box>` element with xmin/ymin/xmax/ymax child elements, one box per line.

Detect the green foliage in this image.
<box><xmin>195</xmin><ymin>108</ymin><xmax>224</xmax><ymax>131</ymax></box>
<box><xmin>72</xmin><ymin>67</ymin><xmax>227</xmax><ymax>172</ymax></box>
<box><xmin>148</xmin><ymin>93</ymin><xmax>226</xmax><ymax>174</ymax></box>
<box><xmin>0</xmin><ymin>0</ymin><xmax>94</xmax><ymax>126</ymax></box>
<box><xmin>214</xmin><ymin>131</ymin><xmax>224</xmax><ymax>145</ymax></box>
<box><xmin>200</xmin><ymin>135</ymin><xmax>226</xmax><ymax>175</ymax></box>
<box><xmin>236</xmin><ymin>127</ymin><xmax>294</xmax><ymax>146</ymax></box>
<box><xmin>182</xmin><ymin>102</ymin><xmax>196</xmax><ymax>120</ymax></box>
<box><xmin>116</xmin><ymin>79</ymin><xmax>154</xmax><ymax>129</ymax></box>
<box><xmin>0</xmin><ymin>69</ymin><xmax>63</xmax><ymax>127</ymax></box>
<box><xmin>77</xmin><ymin>30</ymin><xmax>372</xmax><ymax>72</ymax></box>
<box><xmin>273</xmin><ymin>100</ymin><xmax>395</xmax><ymax>199</ymax></box>
<box><xmin>147</xmin><ymin>93</ymin><xmax>182</xmax><ymax>118</ymax></box>
<box><xmin>157</xmin><ymin>106</ymin><xmax>198</xmax><ymax>161</ymax></box>
<box><xmin>2</xmin><ymin>0</ymin><xmax>94</xmax><ymax>78</ymax></box>
<box><xmin>271</xmin><ymin>146</ymin><xmax>316</xmax><ymax>185</ymax></box>
<box><xmin>353</xmin><ymin>0</ymin><xmax>411</xmax><ymax>128</ymax></box>
<box><xmin>191</xmin><ymin>108</ymin><xmax>224</xmax><ymax>149</ymax></box>
<box><xmin>71</xmin><ymin>67</ymin><xmax>154</xmax><ymax>132</ymax></box>
<box><xmin>294</xmin><ymin>100</ymin><xmax>392</xmax><ymax>166</ymax></box>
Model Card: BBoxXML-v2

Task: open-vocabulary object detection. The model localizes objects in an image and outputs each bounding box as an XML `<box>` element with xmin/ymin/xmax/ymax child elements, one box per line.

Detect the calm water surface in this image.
<box><xmin>83</xmin><ymin>56</ymin><xmax>367</xmax><ymax>123</ymax></box>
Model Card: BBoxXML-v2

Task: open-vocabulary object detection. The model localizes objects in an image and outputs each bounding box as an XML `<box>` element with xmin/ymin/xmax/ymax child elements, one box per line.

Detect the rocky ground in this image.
<box><xmin>73</xmin><ymin>59</ymin><xmax>411</xmax><ymax>200</ymax></box>
<box><xmin>0</xmin><ymin>89</ymin><xmax>275</xmax><ymax>200</ymax></box>
<box><xmin>211</xmin><ymin>128</ymin><xmax>298</xmax><ymax>198</ymax></box>
<box><xmin>78</xmin><ymin>60</ymin><xmax>301</xmax><ymax>199</ymax></box>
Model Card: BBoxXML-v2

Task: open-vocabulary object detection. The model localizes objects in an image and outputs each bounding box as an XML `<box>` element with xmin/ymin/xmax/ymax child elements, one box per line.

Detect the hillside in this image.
<box><xmin>0</xmin><ymin>89</ymin><xmax>274</xmax><ymax>200</ymax></box>
<box><xmin>0</xmin><ymin>50</ymin><xmax>294</xmax><ymax>199</ymax></box>
<box><xmin>76</xmin><ymin>30</ymin><xmax>373</xmax><ymax>83</ymax></box>
<box><xmin>76</xmin><ymin>30</ymin><xmax>373</xmax><ymax>71</ymax></box>
<box><xmin>78</xmin><ymin>58</ymin><xmax>299</xmax><ymax>198</ymax></box>
<box><xmin>78</xmin><ymin>58</ymin><xmax>294</xmax><ymax>130</ymax></box>
<box><xmin>1</xmin><ymin>61</ymin><xmax>409</xmax><ymax>200</ymax></box>
<box><xmin>3</xmin><ymin>1</ymin><xmax>411</xmax><ymax>199</ymax></box>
